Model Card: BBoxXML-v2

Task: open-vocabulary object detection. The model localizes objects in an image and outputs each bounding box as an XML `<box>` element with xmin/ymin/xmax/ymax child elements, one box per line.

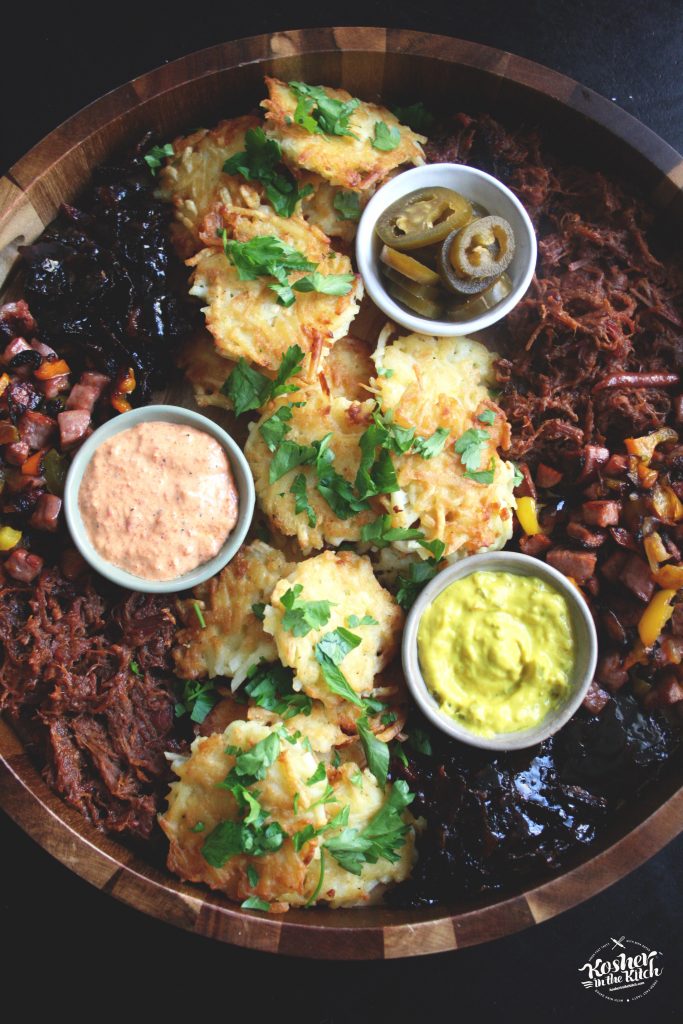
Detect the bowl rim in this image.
<box><xmin>402</xmin><ymin>551</ymin><xmax>598</xmax><ymax>751</ymax></box>
<box><xmin>355</xmin><ymin>162</ymin><xmax>538</xmax><ymax>337</ymax></box>
<box><xmin>63</xmin><ymin>404</ymin><xmax>255</xmax><ymax>593</ymax></box>
<box><xmin>2</xmin><ymin>26</ymin><xmax>683</xmax><ymax>960</ymax></box>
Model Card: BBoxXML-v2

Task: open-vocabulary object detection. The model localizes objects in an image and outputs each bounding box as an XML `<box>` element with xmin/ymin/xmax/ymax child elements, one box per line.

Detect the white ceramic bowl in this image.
<box><xmin>402</xmin><ymin>551</ymin><xmax>598</xmax><ymax>750</ymax></box>
<box><xmin>63</xmin><ymin>405</ymin><xmax>255</xmax><ymax>594</ymax></box>
<box><xmin>356</xmin><ymin>163</ymin><xmax>537</xmax><ymax>337</ymax></box>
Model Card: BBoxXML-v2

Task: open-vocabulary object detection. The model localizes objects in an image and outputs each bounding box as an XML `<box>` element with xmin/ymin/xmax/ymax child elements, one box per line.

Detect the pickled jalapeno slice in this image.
<box><xmin>438</xmin><ymin>230</ymin><xmax>500</xmax><ymax>295</ymax></box>
<box><xmin>449</xmin><ymin>215</ymin><xmax>515</xmax><ymax>278</ymax></box>
<box><xmin>446</xmin><ymin>273</ymin><xmax>513</xmax><ymax>321</ymax></box>
<box><xmin>375</xmin><ymin>187</ymin><xmax>473</xmax><ymax>251</ymax></box>
<box><xmin>385</xmin><ymin>277</ymin><xmax>445</xmax><ymax>319</ymax></box>
<box><xmin>380</xmin><ymin>245</ymin><xmax>441</xmax><ymax>285</ymax></box>
<box><xmin>382</xmin><ymin>265</ymin><xmax>443</xmax><ymax>302</ymax></box>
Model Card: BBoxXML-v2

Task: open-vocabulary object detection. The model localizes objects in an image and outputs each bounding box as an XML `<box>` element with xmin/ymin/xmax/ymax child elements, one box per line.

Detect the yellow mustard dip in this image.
<box><xmin>417</xmin><ymin>570</ymin><xmax>575</xmax><ymax>737</ymax></box>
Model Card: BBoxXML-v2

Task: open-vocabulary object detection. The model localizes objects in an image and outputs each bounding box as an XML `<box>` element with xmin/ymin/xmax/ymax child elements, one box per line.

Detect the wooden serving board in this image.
<box><xmin>2</xmin><ymin>27</ymin><xmax>683</xmax><ymax>959</ymax></box>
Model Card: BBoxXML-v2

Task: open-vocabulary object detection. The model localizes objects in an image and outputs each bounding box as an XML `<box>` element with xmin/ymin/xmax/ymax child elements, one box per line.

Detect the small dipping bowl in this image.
<box><xmin>64</xmin><ymin>405</ymin><xmax>255</xmax><ymax>594</ymax></box>
<box><xmin>402</xmin><ymin>551</ymin><xmax>598</xmax><ymax>750</ymax></box>
<box><xmin>356</xmin><ymin>163</ymin><xmax>537</xmax><ymax>337</ymax></box>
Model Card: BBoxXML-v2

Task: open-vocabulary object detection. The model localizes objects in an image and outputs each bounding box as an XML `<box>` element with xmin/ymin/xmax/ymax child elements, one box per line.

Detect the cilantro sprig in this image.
<box><xmin>174</xmin><ymin>679</ymin><xmax>219</xmax><ymax>724</ymax></box>
<box><xmin>391</xmin><ymin>101</ymin><xmax>435</xmax><ymax>134</ymax></box>
<box><xmin>223</xmin><ymin>127</ymin><xmax>313</xmax><ymax>217</ymax></box>
<box><xmin>280</xmin><ymin>584</ymin><xmax>334</xmax><ymax>637</ymax></box>
<box><xmin>333</xmin><ymin>190</ymin><xmax>361</xmax><ymax>222</ymax></box>
<box><xmin>244</xmin><ymin>661</ymin><xmax>313</xmax><ymax>720</ymax></box>
<box><xmin>372</xmin><ymin>121</ymin><xmax>401</xmax><ymax>152</ymax></box>
<box><xmin>323</xmin><ymin>780</ymin><xmax>414</xmax><ymax>875</ymax></box>
<box><xmin>221</xmin><ymin>343</ymin><xmax>304</xmax><ymax>416</ymax></box>
<box><xmin>144</xmin><ymin>142</ymin><xmax>174</xmax><ymax>174</ymax></box>
<box><xmin>454</xmin><ymin>427</ymin><xmax>496</xmax><ymax>484</ymax></box>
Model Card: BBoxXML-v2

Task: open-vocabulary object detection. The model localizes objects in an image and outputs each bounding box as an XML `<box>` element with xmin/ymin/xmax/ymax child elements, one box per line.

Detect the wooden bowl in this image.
<box><xmin>2</xmin><ymin>27</ymin><xmax>683</xmax><ymax>959</ymax></box>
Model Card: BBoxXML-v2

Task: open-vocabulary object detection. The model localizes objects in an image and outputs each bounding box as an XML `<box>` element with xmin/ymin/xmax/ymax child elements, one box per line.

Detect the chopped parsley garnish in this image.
<box><xmin>356</xmin><ymin>409</ymin><xmax>448</xmax><ymax>499</ymax></box>
<box><xmin>223</xmin><ymin>732</ymin><xmax>281</xmax><ymax>788</ymax></box>
<box><xmin>372</xmin><ymin>121</ymin><xmax>401</xmax><ymax>151</ymax></box>
<box><xmin>190</xmin><ymin>821</ymin><xmax>206</xmax><ymax>833</ymax></box>
<box><xmin>193</xmin><ymin>601</ymin><xmax>207</xmax><ymax>629</ymax></box>
<box><xmin>512</xmin><ymin>463</ymin><xmax>524</xmax><ymax>488</ymax></box>
<box><xmin>144</xmin><ymin>142</ymin><xmax>174</xmax><ymax>174</ymax></box>
<box><xmin>259</xmin><ymin>404</ymin><xmax>294</xmax><ymax>451</ymax></box>
<box><xmin>395</xmin><ymin>541</ymin><xmax>446</xmax><ymax>610</ymax></box>
<box><xmin>244</xmin><ymin>661</ymin><xmax>313</xmax><ymax>720</ymax></box>
<box><xmin>478</xmin><ymin>409</ymin><xmax>497</xmax><ymax>425</ymax></box>
<box><xmin>251</xmin><ymin>602</ymin><xmax>266</xmax><ymax>621</ymax></box>
<box><xmin>323</xmin><ymin>780</ymin><xmax>414</xmax><ymax>875</ymax></box>
<box><xmin>331</xmin><ymin>748</ymin><xmax>341</xmax><ymax>768</ymax></box>
<box><xmin>293</xmin><ymin>271</ymin><xmax>356</xmax><ymax>296</ymax></box>
<box><xmin>412</xmin><ymin>427</ymin><xmax>450</xmax><ymax>459</ymax></box>
<box><xmin>304</xmin><ymin>849</ymin><xmax>325</xmax><ymax>907</ymax></box>
<box><xmin>292</xmin><ymin>804</ymin><xmax>349</xmax><ymax>852</ymax></box>
<box><xmin>269</xmin><ymin>439</ymin><xmax>315</xmax><ymax>483</ymax></box>
<box><xmin>407</xmin><ymin>726</ymin><xmax>433</xmax><ymax>756</ymax></box>
<box><xmin>280</xmin><ymin>584</ymin><xmax>334</xmax><ymax>637</ymax></box>
<box><xmin>377</xmin><ymin>366</ymin><xmax>394</xmax><ymax>378</ymax></box>
<box><xmin>357</xmin><ymin>715</ymin><xmax>389</xmax><ymax>788</ymax></box>
<box><xmin>391</xmin><ymin>741</ymin><xmax>409</xmax><ymax>768</ymax></box>
<box><xmin>174</xmin><ymin>679</ymin><xmax>219</xmax><ymax>724</ymax></box>
<box><xmin>201</xmin><ymin>816</ymin><xmax>285</xmax><ymax>867</ymax></box>
<box><xmin>360</xmin><ymin>516</ymin><xmax>425</xmax><ymax>548</ymax></box>
<box><xmin>306</xmin><ymin>762</ymin><xmax>327</xmax><ymax>786</ymax></box>
<box><xmin>220</xmin><ymin>231</ymin><xmax>315</xmax><ymax>307</ymax></box>
<box><xmin>308</xmin><ymin>783</ymin><xmax>339</xmax><ymax>810</ymax></box>
<box><xmin>129</xmin><ymin>660</ymin><xmax>140</xmax><ymax>676</ymax></box>
<box><xmin>315</xmin><ymin>628</ymin><xmax>364</xmax><ymax>708</ymax></box>
<box><xmin>240</xmin><ymin>896</ymin><xmax>271</xmax><ymax>911</ymax></box>
<box><xmin>391</xmin><ymin>101</ymin><xmax>435</xmax><ymax>134</ymax></box>
<box><xmin>381</xmin><ymin>711</ymin><xmax>398</xmax><ymax>726</ymax></box>
<box><xmin>290</xmin><ymin>473</ymin><xmax>317</xmax><ymax>527</ymax></box>
<box><xmin>246</xmin><ymin>864</ymin><xmax>260</xmax><ymax>888</ymax></box>
<box><xmin>466</xmin><ymin>457</ymin><xmax>496</xmax><ymax>485</ymax></box>
<box><xmin>221</xmin><ymin>343</ymin><xmax>304</xmax><ymax>416</ymax></box>
<box><xmin>289</xmin><ymin>81</ymin><xmax>359</xmax><ymax>138</ymax></box>
<box><xmin>333</xmin><ymin>190</ymin><xmax>361</xmax><ymax>222</ymax></box>
<box><xmin>293</xmin><ymin>792</ymin><xmax>300</xmax><ymax>814</ymax></box>
<box><xmin>454</xmin><ymin>427</ymin><xmax>490</xmax><ymax>472</ymax></box>
<box><xmin>347</xmin><ymin>614</ymin><xmax>378</xmax><ymax>627</ymax></box>
<box><xmin>223</xmin><ymin>127</ymin><xmax>313</xmax><ymax>217</ymax></box>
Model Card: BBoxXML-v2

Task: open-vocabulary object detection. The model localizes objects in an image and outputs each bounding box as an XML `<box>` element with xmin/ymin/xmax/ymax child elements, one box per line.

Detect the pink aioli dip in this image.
<box><xmin>78</xmin><ymin>421</ymin><xmax>238</xmax><ymax>581</ymax></box>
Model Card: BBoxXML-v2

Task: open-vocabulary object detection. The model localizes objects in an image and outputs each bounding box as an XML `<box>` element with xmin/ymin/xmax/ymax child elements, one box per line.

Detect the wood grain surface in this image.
<box><xmin>1</xmin><ymin>27</ymin><xmax>683</xmax><ymax>959</ymax></box>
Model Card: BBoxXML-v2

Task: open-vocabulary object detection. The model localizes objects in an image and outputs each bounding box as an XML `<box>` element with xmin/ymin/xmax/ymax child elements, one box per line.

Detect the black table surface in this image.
<box><xmin>2</xmin><ymin>2</ymin><xmax>682</xmax><ymax>1018</ymax></box>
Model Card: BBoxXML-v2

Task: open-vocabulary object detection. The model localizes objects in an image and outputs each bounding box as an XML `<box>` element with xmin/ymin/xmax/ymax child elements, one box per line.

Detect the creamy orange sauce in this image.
<box><xmin>79</xmin><ymin>421</ymin><xmax>238</xmax><ymax>581</ymax></box>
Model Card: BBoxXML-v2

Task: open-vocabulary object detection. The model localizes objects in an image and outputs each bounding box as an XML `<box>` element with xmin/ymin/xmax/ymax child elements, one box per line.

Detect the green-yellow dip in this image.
<box><xmin>417</xmin><ymin>570</ymin><xmax>575</xmax><ymax>737</ymax></box>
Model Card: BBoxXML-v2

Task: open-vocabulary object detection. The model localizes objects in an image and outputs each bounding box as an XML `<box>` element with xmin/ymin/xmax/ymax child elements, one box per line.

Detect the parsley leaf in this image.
<box><xmin>315</xmin><ymin>629</ymin><xmax>364</xmax><ymax>709</ymax></box>
<box><xmin>372</xmin><ymin>121</ymin><xmax>401</xmax><ymax>151</ymax></box>
<box><xmin>290</xmin><ymin>473</ymin><xmax>317</xmax><ymax>527</ymax></box>
<box><xmin>407</xmin><ymin>726</ymin><xmax>433</xmax><ymax>756</ymax></box>
<box><xmin>223</xmin><ymin>127</ymin><xmax>313</xmax><ymax>217</ymax></box>
<box><xmin>512</xmin><ymin>463</ymin><xmax>524</xmax><ymax>488</ymax></box>
<box><xmin>412</xmin><ymin>427</ymin><xmax>450</xmax><ymax>459</ymax></box>
<box><xmin>454</xmin><ymin>427</ymin><xmax>490</xmax><ymax>473</ymax></box>
<box><xmin>357</xmin><ymin>715</ymin><xmax>389</xmax><ymax>789</ymax></box>
<box><xmin>333</xmin><ymin>190</ymin><xmax>361</xmax><ymax>222</ymax></box>
<box><xmin>347</xmin><ymin>614</ymin><xmax>378</xmax><ymax>627</ymax></box>
<box><xmin>259</xmin><ymin>404</ymin><xmax>294</xmax><ymax>451</ymax></box>
<box><xmin>396</xmin><ymin>547</ymin><xmax>446</xmax><ymax>611</ymax></box>
<box><xmin>478</xmin><ymin>409</ymin><xmax>497</xmax><ymax>425</ymax></box>
<box><xmin>323</xmin><ymin>780</ymin><xmax>414</xmax><ymax>875</ymax></box>
<box><xmin>202</xmin><ymin>817</ymin><xmax>286</xmax><ymax>867</ymax></box>
<box><xmin>317</xmin><ymin>627</ymin><xmax>361</xmax><ymax>664</ymax></box>
<box><xmin>306</xmin><ymin>762</ymin><xmax>327</xmax><ymax>786</ymax></box>
<box><xmin>289</xmin><ymin>82</ymin><xmax>359</xmax><ymax>138</ymax></box>
<box><xmin>221</xmin><ymin>359</ymin><xmax>274</xmax><ymax>416</ymax></box>
<box><xmin>293</xmin><ymin>271</ymin><xmax>355</xmax><ymax>296</ymax></box>
<box><xmin>190</xmin><ymin>821</ymin><xmax>205</xmax><ymax>833</ymax></box>
<box><xmin>392</xmin><ymin>101</ymin><xmax>435</xmax><ymax>134</ymax></box>
<box><xmin>314</xmin><ymin>434</ymin><xmax>370</xmax><ymax>518</ymax></box>
<box><xmin>360</xmin><ymin>516</ymin><xmax>424</xmax><ymax>548</ymax></box>
<box><xmin>269</xmin><ymin>439</ymin><xmax>316</xmax><ymax>483</ymax></box>
<box><xmin>129</xmin><ymin>660</ymin><xmax>140</xmax><ymax>676</ymax></box>
<box><xmin>144</xmin><ymin>142</ymin><xmax>174</xmax><ymax>174</ymax></box>
<box><xmin>226</xmin><ymin>732</ymin><xmax>281</xmax><ymax>786</ymax></box>
<box><xmin>280</xmin><ymin>584</ymin><xmax>334</xmax><ymax>637</ymax></box>
<box><xmin>244</xmin><ymin>662</ymin><xmax>313</xmax><ymax>720</ymax></box>
<box><xmin>247</xmin><ymin>864</ymin><xmax>259</xmax><ymax>887</ymax></box>
<box><xmin>466</xmin><ymin>457</ymin><xmax>496</xmax><ymax>485</ymax></box>
<box><xmin>251</xmin><ymin>602</ymin><xmax>266</xmax><ymax>621</ymax></box>
<box><xmin>174</xmin><ymin>679</ymin><xmax>219</xmax><ymax>724</ymax></box>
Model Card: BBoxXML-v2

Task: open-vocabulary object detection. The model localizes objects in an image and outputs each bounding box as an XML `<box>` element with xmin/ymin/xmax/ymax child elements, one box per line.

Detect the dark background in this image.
<box><xmin>2</xmin><ymin>1</ymin><xmax>682</xmax><ymax>1018</ymax></box>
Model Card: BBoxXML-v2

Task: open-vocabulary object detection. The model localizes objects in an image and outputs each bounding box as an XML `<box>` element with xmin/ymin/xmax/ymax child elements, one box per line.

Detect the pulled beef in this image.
<box><xmin>427</xmin><ymin>113</ymin><xmax>683</xmax><ymax>469</ymax></box>
<box><xmin>0</xmin><ymin>567</ymin><xmax>181</xmax><ymax>839</ymax></box>
<box><xmin>389</xmin><ymin>694</ymin><xmax>676</xmax><ymax>907</ymax></box>
<box><xmin>19</xmin><ymin>138</ymin><xmax>196</xmax><ymax>402</ymax></box>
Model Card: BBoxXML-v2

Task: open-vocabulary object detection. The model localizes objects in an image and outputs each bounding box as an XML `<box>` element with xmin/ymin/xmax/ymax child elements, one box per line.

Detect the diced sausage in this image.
<box><xmin>596</xmin><ymin>653</ymin><xmax>628</xmax><ymax>692</ymax></box>
<box><xmin>80</xmin><ymin>371</ymin><xmax>109</xmax><ymax>398</ymax></box>
<box><xmin>601</xmin><ymin>550</ymin><xmax>628</xmax><ymax>583</ymax></box>
<box><xmin>66</xmin><ymin>383</ymin><xmax>100</xmax><ymax>413</ymax></box>
<box><xmin>2</xmin><ymin>337</ymin><xmax>31</xmax><ymax>363</ymax></box>
<box><xmin>604</xmin><ymin>453</ymin><xmax>630</xmax><ymax>476</ymax></box>
<box><xmin>582</xmin><ymin>500</ymin><xmax>621</xmax><ymax>527</ymax></box>
<box><xmin>566</xmin><ymin>522</ymin><xmax>607</xmax><ymax>548</ymax></box>
<box><xmin>582</xmin><ymin>680</ymin><xmax>611</xmax><ymax>714</ymax></box>
<box><xmin>4</xmin><ymin>439</ymin><xmax>30</xmax><ymax>465</ymax></box>
<box><xmin>602</xmin><ymin>609</ymin><xmax>628</xmax><ymax>646</ymax></box>
<box><xmin>29</xmin><ymin>340</ymin><xmax>57</xmax><ymax>360</ymax></box>
<box><xmin>29</xmin><ymin>493</ymin><xmax>62</xmax><ymax>532</ymax></box>
<box><xmin>546</xmin><ymin>547</ymin><xmax>597</xmax><ymax>582</ymax></box>
<box><xmin>58</xmin><ymin>410</ymin><xmax>91</xmax><ymax>448</ymax></box>
<box><xmin>4</xmin><ymin>549</ymin><xmax>43</xmax><ymax>582</ymax></box>
<box><xmin>620</xmin><ymin>554</ymin><xmax>656</xmax><ymax>603</ymax></box>
<box><xmin>0</xmin><ymin>300</ymin><xmax>37</xmax><ymax>342</ymax></box>
<box><xmin>671</xmin><ymin>603</ymin><xmax>683</xmax><ymax>637</ymax></box>
<box><xmin>18</xmin><ymin>410</ymin><xmax>55</xmax><ymax>449</ymax></box>
<box><xmin>608</xmin><ymin>527</ymin><xmax>639</xmax><ymax>552</ymax></box>
<box><xmin>643</xmin><ymin>673</ymin><xmax>683</xmax><ymax>709</ymax></box>
<box><xmin>38</xmin><ymin>373</ymin><xmax>70</xmax><ymax>399</ymax></box>
<box><xmin>535</xmin><ymin>463</ymin><xmax>563</xmax><ymax>489</ymax></box>
<box><xmin>518</xmin><ymin>533</ymin><xmax>553</xmax><ymax>557</ymax></box>
<box><xmin>578</xmin><ymin>445</ymin><xmax>610</xmax><ymax>482</ymax></box>
<box><xmin>663</xmin><ymin>535</ymin><xmax>681</xmax><ymax>561</ymax></box>
<box><xmin>514</xmin><ymin>462</ymin><xmax>536</xmax><ymax>499</ymax></box>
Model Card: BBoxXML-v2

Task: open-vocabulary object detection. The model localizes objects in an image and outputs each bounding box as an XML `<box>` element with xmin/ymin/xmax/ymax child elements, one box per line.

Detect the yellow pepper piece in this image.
<box><xmin>638</xmin><ymin>588</ymin><xmax>676</xmax><ymax>648</ymax></box>
<box><xmin>643</xmin><ymin>531</ymin><xmax>670</xmax><ymax>572</ymax></box>
<box><xmin>0</xmin><ymin>526</ymin><xmax>22</xmax><ymax>551</ymax></box>
<box><xmin>625</xmin><ymin>426</ymin><xmax>677</xmax><ymax>463</ymax></box>
<box><xmin>0</xmin><ymin>372</ymin><xmax>10</xmax><ymax>399</ymax></box>
<box><xmin>654</xmin><ymin>564</ymin><xmax>683</xmax><ymax>590</ymax></box>
<box><xmin>516</xmin><ymin>495</ymin><xmax>541</xmax><ymax>536</ymax></box>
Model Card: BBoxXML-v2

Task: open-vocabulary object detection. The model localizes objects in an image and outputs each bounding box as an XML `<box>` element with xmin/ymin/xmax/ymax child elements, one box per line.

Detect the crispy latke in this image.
<box><xmin>173</xmin><ymin>541</ymin><xmax>293</xmax><ymax>687</ymax></box>
<box><xmin>262</xmin><ymin>78</ymin><xmax>425</xmax><ymax>190</ymax></box>
<box><xmin>244</xmin><ymin>384</ymin><xmax>377</xmax><ymax>552</ymax></box>
<box><xmin>263</xmin><ymin>550</ymin><xmax>404</xmax><ymax>708</ymax></box>
<box><xmin>187</xmin><ymin>205</ymin><xmax>362</xmax><ymax>378</ymax></box>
